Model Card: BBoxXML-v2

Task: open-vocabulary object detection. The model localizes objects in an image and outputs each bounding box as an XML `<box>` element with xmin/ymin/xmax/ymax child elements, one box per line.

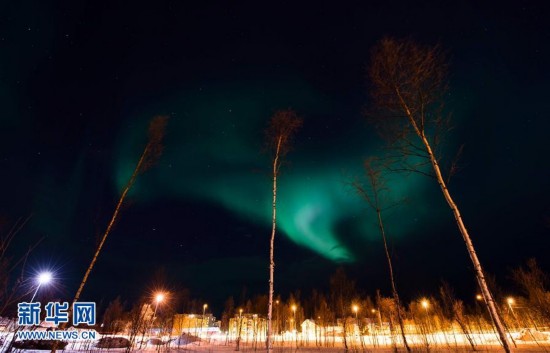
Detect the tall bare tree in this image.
<box><xmin>265</xmin><ymin>109</ymin><xmax>302</xmax><ymax>352</ymax></box>
<box><xmin>367</xmin><ymin>37</ymin><xmax>511</xmax><ymax>352</ymax></box>
<box><xmin>73</xmin><ymin>115</ymin><xmax>168</xmax><ymax>305</ymax></box>
<box><xmin>52</xmin><ymin>116</ymin><xmax>167</xmax><ymax>353</ymax></box>
<box><xmin>354</xmin><ymin>158</ymin><xmax>411</xmax><ymax>352</ymax></box>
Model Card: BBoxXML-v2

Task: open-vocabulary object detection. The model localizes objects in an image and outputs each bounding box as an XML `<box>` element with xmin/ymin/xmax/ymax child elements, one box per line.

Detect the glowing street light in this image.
<box><xmin>150</xmin><ymin>292</ymin><xmax>165</xmax><ymax>337</ymax></box>
<box><xmin>153</xmin><ymin>292</ymin><xmax>165</xmax><ymax>319</ymax></box>
<box><xmin>476</xmin><ymin>294</ymin><xmax>483</xmax><ymax>301</ymax></box>
<box><xmin>236</xmin><ymin>308</ymin><xmax>244</xmax><ymax>351</ymax></box>
<box><xmin>421</xmin><ymin>299</ymin><xmax>430</xmax><ymax>321</ymax></box>
<box><xmin>352</xmin><ymin>304</ymin><xmax>359</xmax><ymax>321</ymax></box>
<box><xmin>198</xmin><ymin>303</ymin><xmax>208</xmax><ymax>344</ymax></box>
<box><xmin>202</xmin><ymin>304</ymin><xmax>208</xmax><ymax>329</ymax></box>
<box><xmin>421</xmin><ymin>299</ymin><xmax>429</xmax><ymax>310</ymax></box>
<box><xmin>31</xmin><ymin>271</ymin><xmax>52</xmax><ymax>302</ymax></box>
<box><xmin>506</xmin><ymin>297</ymin><xmax>516</xmax><ymax>316</ymax></box>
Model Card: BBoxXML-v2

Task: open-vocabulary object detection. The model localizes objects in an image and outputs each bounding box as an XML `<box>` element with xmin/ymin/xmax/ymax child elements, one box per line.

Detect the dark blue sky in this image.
<box><xmin>1</xmin><ymin>1</ymin><xmax>549</xmax><ymax>311</ymax></box>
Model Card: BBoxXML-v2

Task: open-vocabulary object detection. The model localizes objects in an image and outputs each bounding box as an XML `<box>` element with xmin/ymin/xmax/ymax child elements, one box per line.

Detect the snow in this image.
<box><xmin>1</xmin><ymin>330</ymin><xmax>549</xmax><ymax>352</ymax></box>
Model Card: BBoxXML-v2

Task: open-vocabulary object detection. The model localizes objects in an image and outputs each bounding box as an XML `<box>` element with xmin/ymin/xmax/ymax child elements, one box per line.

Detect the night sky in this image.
<box><xmin>2</xmin><ymin>1</ymin><xmax>550</xmax><ymax>312</ymax></box>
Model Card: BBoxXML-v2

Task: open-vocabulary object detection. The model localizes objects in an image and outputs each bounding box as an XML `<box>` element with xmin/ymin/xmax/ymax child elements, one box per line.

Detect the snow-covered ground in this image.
<box><xmin>2</xmin><ymin>330</ymin><xmax>550</xmax><ymax>353</ymax></box>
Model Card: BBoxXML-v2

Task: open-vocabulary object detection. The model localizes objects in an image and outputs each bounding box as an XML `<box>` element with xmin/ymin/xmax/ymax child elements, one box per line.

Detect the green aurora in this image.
<box><xmin>115</xmin><ymin>78</ymin><xmax>437</xmax><ymax>262</ymax></box>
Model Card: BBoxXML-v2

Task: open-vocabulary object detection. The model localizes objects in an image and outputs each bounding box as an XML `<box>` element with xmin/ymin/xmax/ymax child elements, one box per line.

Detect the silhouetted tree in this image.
<box><xmin>368</xmin><ymin>37</ymin><xmax>511</xmax><ymax>353</ymax></box>
<box><xmin>52</xmin><ymin>116</ymin><xmax>168</xmax><ymax>353</ymax></box>
<box><xmin>329</xmin><ymin>268</ymin><xmax>355</xmax><ymax>352</ymax></box>
<box><xmin>354</xmin><ymin>158</ymin><xmax>411</xmax><ymax>352</ymax></box>
<box><xmin>439</xmin><ymin>282</ymin><xmax>476</xmax><ymax>350</ymax></box>
<box><xmin>0</xmin><ymin>216</ymin><xmax>41</xmax><ymax>316</ymax></box>
<box><xmin>72</xmin><ymin>116</ymin><xmax>168</xmax><ymax>305</ymax></box>
<box><xmin>265</xmin><ymin>109</ymin><xmax>302</xmax><ymax>352</ymax></box>
<box><xmin>221</xmin><ymin>296</ymin><xmax>235</xmax><ymax>332</ymax></box>
<box><xmin>102</xmin><ymin>296</ymin><xmax>126</xmax><ymax>334</ymax></box>
<box><xmin>512</xmin><ymin>258</ymin><xmax>550</xmax><ymax>321</ymax></box>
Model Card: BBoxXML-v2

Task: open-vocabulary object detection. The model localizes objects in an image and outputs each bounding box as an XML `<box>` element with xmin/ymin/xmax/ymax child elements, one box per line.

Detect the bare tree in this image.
<box><xmin>102</xmin><ymin>296</ymin><xmax>126</xmax><ymax>334</ymax></box>
<box><xmin>73</xmin><ymin>116</ymin><xmax>167</xmax><ymax>304</ymax></box>
<box><xmin>52</xmin><ymin>116</ymin><xmax>168</xmax><ymax>353</ymax></box>
<box><xmin>0</xmin><ymin>216</ymin><xmax>42</xmax><ymax>316</ymax></box>
<box><xmin>354</xmin><ymin>158</ymin><xmax>411</xmax><ymax>352</ymax></box>
<box><xmin>368</xmin><ymin>37</ymin><xmax>511</xmax><ymax>352</ymax></box>
<box><xmin>512</xmin><ymin>258</ymin><xmax>550</xmax><ymax>321</ymax></box>
<box><xmin>439</xmin><ymin>282</ymin><xmax>477</xmax><ymax>350</ymax></box>
<box><xmin>265</xmin><ymin>109</ymin><xmax>302</xmax><ymax>352</ymax></box>
<box><xmin>329</xmin><ymin>267</ymin><xmax>355</xmax><ymax>352</ymax></box>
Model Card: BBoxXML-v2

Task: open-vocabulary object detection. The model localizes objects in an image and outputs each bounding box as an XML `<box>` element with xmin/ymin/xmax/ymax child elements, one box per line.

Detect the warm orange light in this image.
<box><xmin>352</xmin><ymin>304</ymin><xmax>359</xmax><ymax>313</ymax></box>
<box><xmin>155</xmin><ymin>293</ymin><xmax>165</xmax><ymax>303</ymax></box>
<box><xmin>291</xmin><ymin>305</ymin><xmax>297</xmax><ymax>312</ymax></box>
<box><xmin>421</xmin><ymin>299</ymin><xmax>429</xmax><ymax>309</ymax></box>
<box><xmin>507</xmin><ymin>297</ymin><xmax>515</xmax><ymax>305</ymax></box>
<box><xmin>476</xmin><ymin>294</ymin><xmax>483</xmax><ymax>301</ymax></box>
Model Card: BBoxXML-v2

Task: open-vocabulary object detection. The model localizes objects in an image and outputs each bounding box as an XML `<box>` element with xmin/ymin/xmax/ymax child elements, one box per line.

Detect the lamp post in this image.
<box><xmin>353</xmin><ymin>305</ymin><xmax>359</xmax><ymax>321</ymax></box>
<box><xmin>151</xmin><ymin>293</ymin><xmax>165</xmax><ymax>337</ymax></box>
<box><xmin>30</xmin><ymin>271</ymin><xmax>52</xmax><ymax>302</ymax></box>
<box><xmin>352</xmin><ymin>305</ymin><xmax>359</xmax><ymax>340</ymax></box>
<box><xmin>506</xmin><ymin>297</ymin><xmax>515</xmax><ymax>316</ymax></box>
<box><xmin>275</xmin><ymin>300</ymin><xmax>280</xmax><ymax>335</ymax></box>
<box><xmin>506</xmin><ymin>297</ymin><xmax>520</xmax><ymax>328</ymax></box>
<box><xmin>421</xmin><ymin>299</ymin><xmax>430</xmax><ymax>349</ymax></box>
<box><xmin>291</xmin><ymin>305</ymin><xmax>297</xmax><ymax>332</ymax></box>
<box><xmin>200</xmin><ymin>303</ymin><xmax>208</xmax><ymax>343</ymax></box>
<box><xmin>236</xmin><ymin>308</ymin><xmax>243</xmax><ymax>351</ymax></box>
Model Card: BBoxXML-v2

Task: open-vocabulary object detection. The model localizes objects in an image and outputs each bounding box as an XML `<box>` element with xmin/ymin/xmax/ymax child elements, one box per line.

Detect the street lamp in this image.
<box><xmin>154</xmin><ymin>293</ymin><xmax>165</xmax><ymax>315</ymax></box>
<box><xmin>202</xmin><ymin>304</ymin><xmax>208</xmax><ymax>334</ymax></box>
<box><xmin>476</xmin><ymin>294</ymin><xmax>483</xmax><ymax>301</ymax></box>
<box><xmin>275</xmin><ymin>300</ymin><xmax>280</xmax><ymax>334</ymax></box>
<box><xmin>196</xmin><ymin>303</ymin><xmax>208</xmax><ymax>345</ymax></box>
<box><xmin>236</xmin><ymin>309</ymin><xmax>244</xmax><ymax>351</ymax></box>
<box><xmin>421</xmin><ymin>299</ymin><xmax>431</xmax><ymax>348</ymax></box>
<box><xmin>150</xmin><ymin>292</ymin><xmax>165</xmax><ymax>338</ymax></box>
<box><xmin>291</xmin><ymin>305</ymin><xmax>297</xmax><ymax>331</ymax></box>
<box><xmin>421</xmin><ymin>299</ymin><xmax>429</xmax><ymax>314</ymax></box>
<box><xmin>506</xmin><ymin>297</ymin><xmax>516</xmax><ymax>316</ymax></box>
<box><xmin>30</xmin><ymin>271</ymin><xmax>52</xmax><ymax>302</ymax></box>
<box><xmin>352</xmin><ymin>304</ymin><xmax>359</xmax><ymax>321</ymax></box>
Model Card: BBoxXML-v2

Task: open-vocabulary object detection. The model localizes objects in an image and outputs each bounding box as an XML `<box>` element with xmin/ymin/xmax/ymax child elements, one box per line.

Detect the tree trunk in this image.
<box><xmin>51</xmin><ymin>144</ymin><xmax>150</xmax><ymax>353</ymax></box>
<box><xmin>267</xmin><ymin>137</ymin><xmax>282</xmax><ymax>353</ymax></box>
<box><xmin>376</xmin><ymin>210</ymin><xmax>411</xmax><ymax>352</ymax></box>
<box><xmin>396</xmin><ymin>89</ymin><xmax>512</xmax><ymax>353</ymax></box>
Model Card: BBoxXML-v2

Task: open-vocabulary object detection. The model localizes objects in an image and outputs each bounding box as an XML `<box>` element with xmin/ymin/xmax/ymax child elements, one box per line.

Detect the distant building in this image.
<box><xmin>228</xmin><ymin>314</ymin><xmax>267</xmax><ymax>340</ymax></box>
<box><xmin>172</xmin><ymin>313</ymin><xmax>216</xmax><ymax>336</ymax></box>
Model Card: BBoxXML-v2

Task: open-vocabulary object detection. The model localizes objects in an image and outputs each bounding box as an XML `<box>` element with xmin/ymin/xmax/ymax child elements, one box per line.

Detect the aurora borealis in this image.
<box><xmin>1</xmin><ymin>1</ymin><xmax>550</xmax><ymax>308</ymax></box>
<box><xmin>113</xmin><ymin>79</ymin><xmax>433</xmax><ymax>263</ymax></box>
